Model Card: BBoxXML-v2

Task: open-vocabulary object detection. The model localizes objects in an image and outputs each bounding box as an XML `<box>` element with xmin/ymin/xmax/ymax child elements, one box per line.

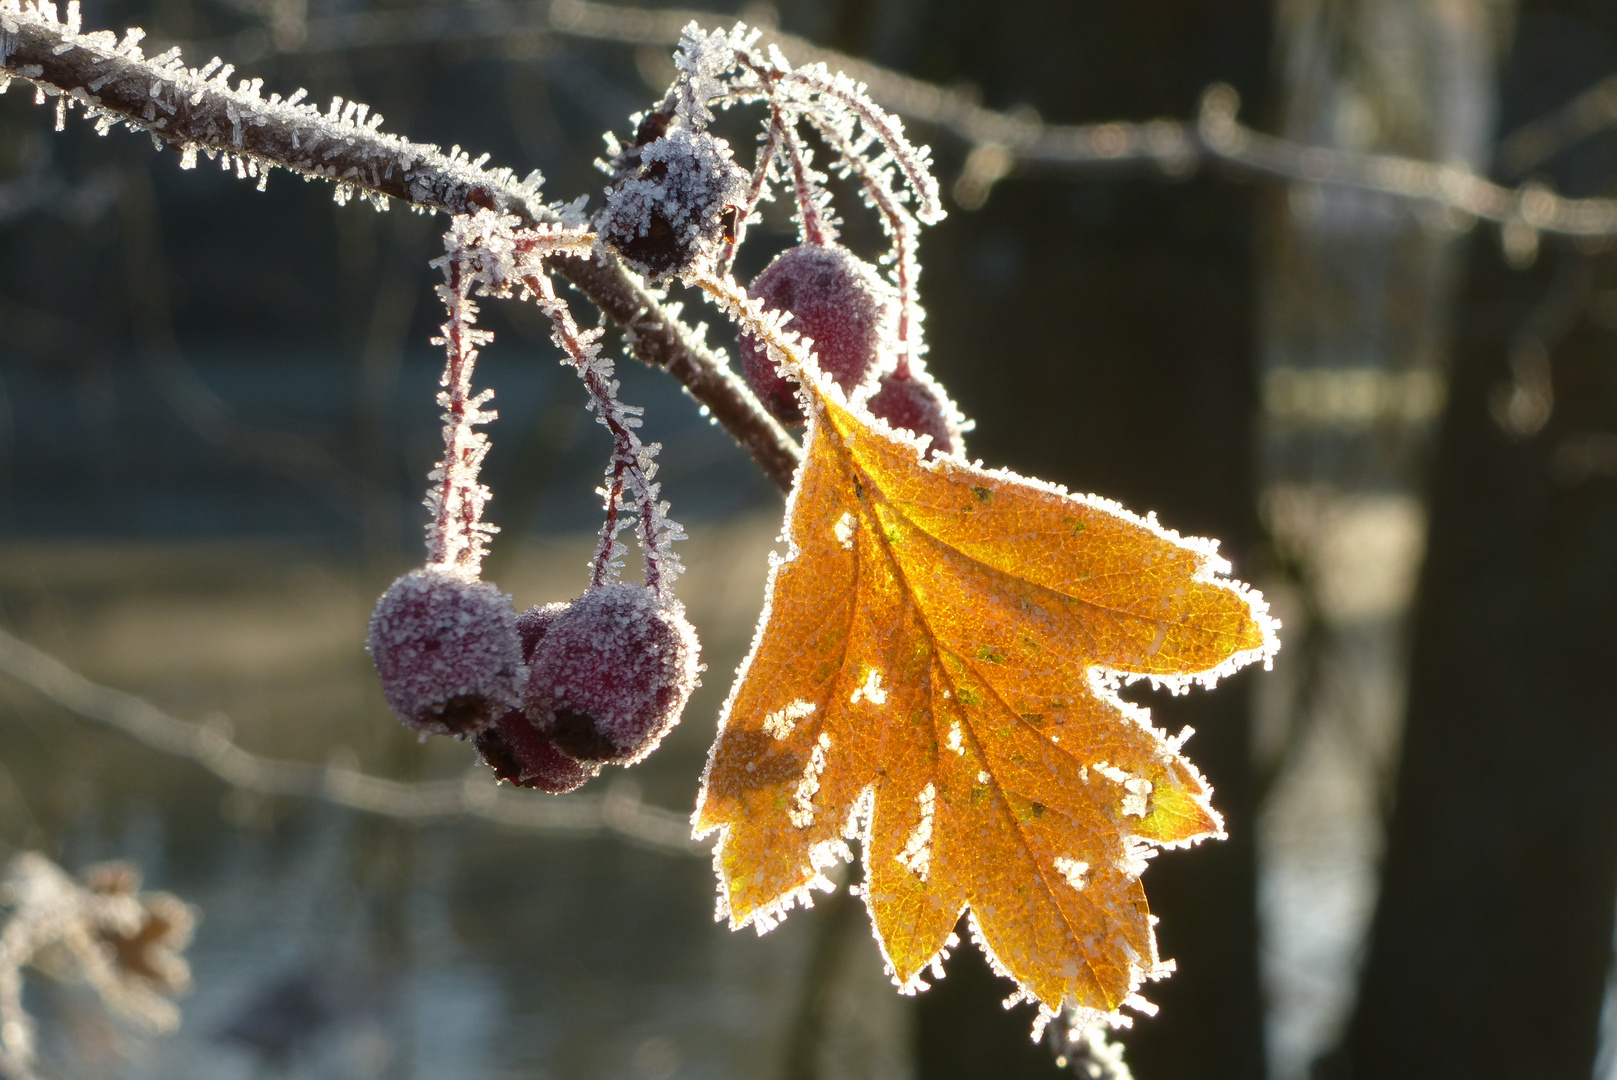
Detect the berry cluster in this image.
<box><xmin>367</xmin><ymin>215</ymin><xmax>700</xmax><ymax>794</ymax></box>
<box><xmin>590</xmin><ymin>25</ymin><xmax>966</xmax><ymax>457</ymax></box>
<box><xmin>369</xmin><ymin>575</ymin><xmax>699</xmax><ymax>793</ymax></box>
<box><xmin>367</xmin><ymin>23</ymin><xmax>968</xmax><ymax>795</ymax></box>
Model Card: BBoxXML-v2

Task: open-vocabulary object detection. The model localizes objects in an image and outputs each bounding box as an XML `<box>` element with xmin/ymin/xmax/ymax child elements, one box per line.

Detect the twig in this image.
<box><xmin>0</xmin><ymin>0</ymin><xmax>801</xmax><ymax>492</ymax></box>
<box><xmin>0</xmin><ymin>625</ymin><xmax>707</xmax><ymax>856</ymax></box>
<box><xmin>211</xmin><ymin>0</ymin><xmax>1617</xmax><ymax>237</ymax></box>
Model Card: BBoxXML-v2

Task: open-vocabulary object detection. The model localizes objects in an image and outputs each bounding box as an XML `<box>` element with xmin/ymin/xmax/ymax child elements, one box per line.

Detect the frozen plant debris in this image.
<box><xmin>526</xmin><ymin>583</ymin><xmax>702</xmax><ymax>766</ymax></box>
<box><xmin>0</xmin><ymin>852</ymin><xmax>195</xmax><ymax>1080</ymax></box>
<box><xmin>367</xmin><ymin>567</ymin><xmax>524</xmax><ymax>737</ymax></box>
<box><xmin>596</xmin><ymin>126</ymin><xmax>748</xmax><ymax>280</ymax></box>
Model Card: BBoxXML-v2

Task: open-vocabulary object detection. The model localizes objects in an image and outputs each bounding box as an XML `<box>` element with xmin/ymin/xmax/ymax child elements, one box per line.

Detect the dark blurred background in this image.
<box><xmin>4</xmin><ymin>0</ymin><xmax>1617</xmax><ymax>1077</ymax></box>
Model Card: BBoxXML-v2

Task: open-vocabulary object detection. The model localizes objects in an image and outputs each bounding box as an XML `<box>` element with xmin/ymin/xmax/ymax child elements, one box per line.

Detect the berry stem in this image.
<box><xmin>424</xmin><ymin>248</ymin><xmax>499</xmax><ymax>574</ymax></box>
<box><xmin>525</xmin><ymin>269</ymin><xmax>678</xmax><ymax>597</ymax></box>
<box><xmin>774</xmin><ymin>109</ymin><xmax>835</xmax><ymax>247</ymax></box>
<box><xmin>803</xmin><ymin>113</ymin><xmax>922</xmax><ymax>378</ymax></box>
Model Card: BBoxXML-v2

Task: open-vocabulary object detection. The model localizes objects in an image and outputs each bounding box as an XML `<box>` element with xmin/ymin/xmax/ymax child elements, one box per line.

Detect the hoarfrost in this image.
<box><xmin>762</xmin><ymin>699</ymin><xmax>816</xmax><ymax>740</ymax></box>
<box><xmin>895</xmin><ymin>783</ymin><xmax>936</xmax><ymax>880</ymax></box>
<box><xmin>833</xmin><ymin>510</ymin><xmax>856</xmax><ymax>549</ymax></box>
<box><xmin>788</xmin><ymin>731</ymin><xmax>831</xmax><ymax>828</ymax></box>
<box><xmin>850</xmin><ymin>667</ymin><xmax>887</xmax><ymax>706</ymax></box>
<box><xmin>1054</xmin><ymin>856</ymin><xmax>1091</xmax><ymax>892</ymax></box>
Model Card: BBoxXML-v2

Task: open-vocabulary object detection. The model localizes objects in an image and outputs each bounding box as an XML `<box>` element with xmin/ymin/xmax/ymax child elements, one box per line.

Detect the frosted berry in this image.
<box><xmin>366</xmin><ymin>567</ymin><xmax>523</xmax><ymax>737</ymax></box>
<box><xmin>525</xmin><ymin>583</ymin><xmax>701</xmax><ymax>765</ymax></box>
<box><xmin>738</xmin><ymin>243</ymin><xmax>887</xmax><ymax>425</ymax></box>
<box><xmin>867</xmin><ymin>370</ymin><xmax>960</xmax><ymax>457</ymax></box>
<box><xmin>475</xmin><ymin>710</ymin><xmax>600</xmax><ymax>793</ymax></box>
<box><xmin>596</xmin><ymin>126</ymin><xmax>747</xmax><ymax>280</ymax></box>
<box><xmin>516</xmin><ymin>602</ymin><xmax>569</xmax><ymax>661</ymax></box>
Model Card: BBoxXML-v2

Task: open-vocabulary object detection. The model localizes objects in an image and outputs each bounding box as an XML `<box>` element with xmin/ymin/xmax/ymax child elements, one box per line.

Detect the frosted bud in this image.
<box><xmin>596</xmin><ymin>126</ymin><xmax>747</xmax><ymax>280</ymax></box>
<box><xmin>867</xmin><ymin>370</ymin><xmax>960</xmax><ymax>457</ymax></box>
<box><xmin>525</xmin><ymin>583</ymin><xmax>702</xmax><ymax>765</ymax></box>
<box><xmin>366</xmin><ymin>568</ymin><xmax>524</xmax><ymax>737</ymax></box>
<box><xmin>738</xmin><ymin>243</ymin><xmax>886</xmax><ymax>425</ymax></box>
<box><xmin>475</xmin><ymin>709</ymin><xmax>600</xmax><ymax>793</ymax></box>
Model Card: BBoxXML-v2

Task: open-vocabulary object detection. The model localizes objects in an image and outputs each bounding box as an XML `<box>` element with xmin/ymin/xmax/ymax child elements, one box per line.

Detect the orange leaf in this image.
<box><xmin>694</xmin><ymin>284</ymin><xmax>1278</xmax><ymax>1029</ymax></box>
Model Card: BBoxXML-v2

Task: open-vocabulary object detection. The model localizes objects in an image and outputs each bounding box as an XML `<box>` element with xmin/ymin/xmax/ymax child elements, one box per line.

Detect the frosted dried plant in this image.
<box><xmin>0</xmin><ymin>853</ymin><xmax>194</xmax><ymax>1080</ymax></box>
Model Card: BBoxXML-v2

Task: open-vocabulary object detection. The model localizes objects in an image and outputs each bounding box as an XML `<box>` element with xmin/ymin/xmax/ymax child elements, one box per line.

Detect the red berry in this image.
<box><xmin>739</xmin><ymin>243</ymin><xmax>887</xmax><ymax>424</ymax></box>
<box><xmin>475</xmin><ymin>710</ymin><xmax>600</xmax><ymax>793</ymax></box>
<box><xmin>525</xmin><ymin>583</ymin><xmax>701</xmax><ymax>765</ymax></box>
<box><xmin>366</xmin><ymin>568</ymin><xmax>523</xmax><ymax>737</ymax></box>
<box><xmin>866</xmin><ymin>370</ymin><xmax>960</xmax><ymax>456</ymax></box>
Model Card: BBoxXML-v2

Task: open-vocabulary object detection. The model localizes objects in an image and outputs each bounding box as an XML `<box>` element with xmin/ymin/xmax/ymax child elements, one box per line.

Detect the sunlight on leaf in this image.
<box><xmin>694</xmin><ymin>380</ymin><xmax>1278</xmax><ymax>1028</ymax></box>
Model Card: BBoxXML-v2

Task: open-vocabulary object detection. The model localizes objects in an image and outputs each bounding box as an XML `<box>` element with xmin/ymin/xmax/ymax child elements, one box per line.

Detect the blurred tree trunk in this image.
<box><xmin>1333</xmin><ymin>3</ymin><xmax>1617</xmax><ymax>1077</ymax></box>
<box><xmin>830</xmin><ymin>1</ymin><xmax>1273</xmax><ymax>1076</ymax></box>
<box><xmin>1253</xmin><ymin>1</ymin><xmax>1506</xmax><ymax>1077</ymax></box>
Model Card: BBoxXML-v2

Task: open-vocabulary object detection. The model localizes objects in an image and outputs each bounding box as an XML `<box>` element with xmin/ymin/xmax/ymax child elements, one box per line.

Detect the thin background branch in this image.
<box><xmin>0</xmin><ymin>625</ymin><xmax>706</xmax><ymax>856</ymax></box>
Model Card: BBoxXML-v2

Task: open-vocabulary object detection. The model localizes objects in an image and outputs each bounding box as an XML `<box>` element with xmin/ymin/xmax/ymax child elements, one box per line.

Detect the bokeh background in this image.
<box><xmin>3</xmin><ymin>0</ymin><xmax>1617</xmax><ymax>1077</ymax></box>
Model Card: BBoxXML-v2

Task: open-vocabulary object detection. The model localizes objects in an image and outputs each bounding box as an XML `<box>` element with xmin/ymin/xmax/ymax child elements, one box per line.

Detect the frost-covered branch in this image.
<box><xmin>0</xmin><ymin>625</ymin><xmax>705</xmax><ymax>855</ymax></box>
<box><xmin>0</xmin><ymin>0</ymin><xmax>802</xmax><ymax>492</ymax></box>
<box><xmin>295</xmin><ymin>0</ymin><xmax>1617</xmax><ymax>238</ymax></box>
<box><xmin>0</xmin><ymin>852</ymin><xmax>193</xmax><ymax>1080</ymax></box>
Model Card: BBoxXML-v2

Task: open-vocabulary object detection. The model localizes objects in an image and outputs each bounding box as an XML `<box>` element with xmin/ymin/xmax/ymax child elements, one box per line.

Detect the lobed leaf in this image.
<box><xmin>695</xmin><ymin>383</ymin><xmax>1277</xmax><ymax>1026</ymax></box>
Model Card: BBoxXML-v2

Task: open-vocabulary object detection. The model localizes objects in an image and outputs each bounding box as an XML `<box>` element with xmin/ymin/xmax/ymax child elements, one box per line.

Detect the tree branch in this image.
<box><xmin>0</xmin><ymin>624</ymin><xmax>707</xmax><ymax>856</ymax></box>
<box><xmin>0</xmin><ymin>0</ymin><xmax>801</xmax><ymax>491</ymax></box>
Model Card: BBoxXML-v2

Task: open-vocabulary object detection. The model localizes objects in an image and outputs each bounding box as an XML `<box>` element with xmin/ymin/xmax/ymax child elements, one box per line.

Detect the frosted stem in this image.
<box><xmin>528</xmin><ymin>270</ymin><xmax>676</xmax><ymax>595</ymax></box>
<box><xmin>774</xmin><ymin>109</ymin><xmax>833</xmax><ymax>246</ymax></box>
<box><xmin>424</xmin><ymin>250</ymin><xmax>498</xmax><ymax>573</ymax></box>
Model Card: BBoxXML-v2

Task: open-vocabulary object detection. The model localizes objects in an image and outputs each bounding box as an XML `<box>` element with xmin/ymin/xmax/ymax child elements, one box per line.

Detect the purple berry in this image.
<box><xmin>525</xmin><ymin>583</ymin><xmax>701</xmax><ymax>765</ymax></box>
<box><xmin>739</xmin><ymin>243</ymin><xmax>887</xmax><ymax>425</ymax></box>
<box><xmin>596</xmin><ymin>127</ymin><xmax>747</xmax><ymax>280</ymax></box>
<box><xmin>366</xmin><ymin>567</ymin><xmax>523</xmax><ymax>737</ymax></box>
<box><xmin>866</xmin><ymin>370</ymin><xmax>960</xmax><ymax>457</ymax></box>
<box><xmin>475</xmin><ymin>710</ymin><xmax>600</xmax><ymax>793</ymax></box>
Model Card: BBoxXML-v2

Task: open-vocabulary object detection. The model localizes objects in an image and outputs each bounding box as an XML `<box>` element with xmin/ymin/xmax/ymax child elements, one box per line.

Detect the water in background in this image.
<box><xmin>0</xmin><ymin>342</ymin><xmax>912</xmax><ymax>1078</ymax></box>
